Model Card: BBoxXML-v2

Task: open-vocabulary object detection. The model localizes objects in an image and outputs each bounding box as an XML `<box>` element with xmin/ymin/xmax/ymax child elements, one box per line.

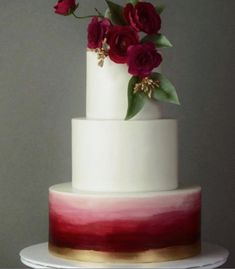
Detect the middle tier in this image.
<box><xmin>72</xmin><ymin>119</ymin><xmax>178</xmax><ymax>192</ymax></box>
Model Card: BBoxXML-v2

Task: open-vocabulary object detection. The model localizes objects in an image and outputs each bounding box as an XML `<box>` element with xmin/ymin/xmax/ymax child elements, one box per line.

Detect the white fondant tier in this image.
<box><xmin>72</xmin><ymin>119</ymin><xmax>178</xmax><ymax>192</ymax></box>
<box><xmin>86</xmin><ymin>51</ymin><xmax>162</xmax><ymax>120</ymax></box>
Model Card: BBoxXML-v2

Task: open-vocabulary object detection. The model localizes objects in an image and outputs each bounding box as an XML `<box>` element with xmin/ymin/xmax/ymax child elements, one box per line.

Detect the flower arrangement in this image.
<box><xmin>54</xmin><ymin>0</ymin><xmax>180</xmax><ymax>120</ymax></box>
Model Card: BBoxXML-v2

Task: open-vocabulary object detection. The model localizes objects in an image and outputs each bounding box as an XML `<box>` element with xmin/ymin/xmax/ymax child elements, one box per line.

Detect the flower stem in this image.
<box><xmin>72</xmin><ymin>12</ymin><xmax>103</xmax><ymax>19</ymax></box>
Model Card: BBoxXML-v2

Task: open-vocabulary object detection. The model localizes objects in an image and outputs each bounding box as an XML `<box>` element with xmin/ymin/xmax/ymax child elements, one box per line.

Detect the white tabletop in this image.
<box><xmin>20</xmin><ymin>242</ymin><xmax>229</xmax><ymax>269</ymax></box>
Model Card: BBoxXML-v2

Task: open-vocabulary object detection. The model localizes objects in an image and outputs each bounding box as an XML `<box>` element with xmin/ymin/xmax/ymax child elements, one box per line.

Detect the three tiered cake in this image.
<box><xmin>49</xmin><ymin>0</ymin><xmax>201</xmax><ymax>263</ymax></box>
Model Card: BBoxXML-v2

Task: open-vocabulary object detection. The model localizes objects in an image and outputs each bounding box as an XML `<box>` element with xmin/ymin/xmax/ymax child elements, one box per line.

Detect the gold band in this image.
<box><xmin>49</xmin><ymin>242</ymin><xmax>201</xmax><ymax>263</ymax></box>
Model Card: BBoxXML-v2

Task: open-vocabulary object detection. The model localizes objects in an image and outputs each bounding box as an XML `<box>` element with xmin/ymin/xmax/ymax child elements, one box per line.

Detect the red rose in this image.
<box><xmin>127</xmin><ymin>42</ymin><xmax>162</xmax><ymax>78</ymax></box>
<box><xmin>124</xmin><ymin>2</ymin><xmax>161</xmax><ymax>35</ymax></box>
<box><xmin>54</xmin><ymin>0</ymin><xmax>76</xmax><ymax>16</ymax></box>
<box><xmin>87</xmin><ymin>17</ymin><xmax>111</xmax><ymax>49</ymax></box>
<box><xmin>107</xmin><ymin>26</ymin><xmax>139</xmax><ymax>64</ymax></box>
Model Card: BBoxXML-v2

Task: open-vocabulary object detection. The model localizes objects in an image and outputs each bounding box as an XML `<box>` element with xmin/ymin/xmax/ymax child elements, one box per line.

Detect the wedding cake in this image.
<box><xmin>49</xmin><ymin>0</ymin><xmax>201</xmax><ymax>263</ymax></box>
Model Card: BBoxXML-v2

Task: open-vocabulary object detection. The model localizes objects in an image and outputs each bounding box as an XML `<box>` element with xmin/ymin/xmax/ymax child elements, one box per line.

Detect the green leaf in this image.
<box><xmin>142</xmin><ymin>34</ymin><xmax>173</xmax><ymax>48</ymax></box>
<box><xmin>125</xmin><ymin>76</ymin><xmax>146</xmax><ymax>120</ymax></box>
<box><xmin>156</xmin><ymin>5</ymin><xmax>165</xmax><ymax>14</ymax></box>
<box><xmin>104</xmin><ymin>8</ymin><xmax>111</xmax><ymax>19</ymax></box>
<box><xmin>105</xmin><ymin>0</ymin><xmax>126</xmax><ymax>25</ymax></box>
<box><xmin>150</xmin><ymin>73</ymin><xmax>180</xmax><ymax>105</ymax></box>
<box><xmin>128</xmin><ymin>0</ymin><xmax>138</xmax><ymax>5</ymax></box>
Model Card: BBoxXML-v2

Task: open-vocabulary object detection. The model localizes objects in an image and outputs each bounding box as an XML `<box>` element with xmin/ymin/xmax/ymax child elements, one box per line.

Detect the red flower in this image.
<box><xmin>124</xmin><ymin>2</ymin><xmax>161</xmax><ymax>35</ymax></box>
<box><xmin>127</xmin><ymin>42</ymin><xmax>162</xmax><ymax>78</ymax></box>
<box><xmin>107</xmin><ymin>26</ymin><xmax>139</xmax><ymax>64</ymax></box>
<box><xmin>54</xmin><ymin>0</ymin><xmax>77</xmax><ymax>16</ymax></box>
<box><xmin>87</xmin><ymin>17</ymin><xmax>111</xmax><ymax>49</ymax></box>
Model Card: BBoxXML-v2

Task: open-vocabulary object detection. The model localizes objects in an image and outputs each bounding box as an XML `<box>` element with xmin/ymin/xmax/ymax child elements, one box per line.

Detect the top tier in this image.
<box><xmin>54</xmin><ymin>0</ymin><xmax>179</xmax><ymax>120</ymax></box>
<box><xmin>86</xmin><ymin>51</ymin><xmax>162</xmax><ymax>120</ymax></box>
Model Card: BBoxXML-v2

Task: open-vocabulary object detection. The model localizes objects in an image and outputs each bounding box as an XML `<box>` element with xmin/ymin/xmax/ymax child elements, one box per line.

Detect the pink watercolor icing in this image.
<box><xmin>49</xmin><ymin>186</ymin><xmax>201</xmax><ymax>252</ymax></box>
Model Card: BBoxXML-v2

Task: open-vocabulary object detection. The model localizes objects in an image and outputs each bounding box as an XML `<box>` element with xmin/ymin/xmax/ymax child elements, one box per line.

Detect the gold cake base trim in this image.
<box><xmin>49</xmin><ymin>242</ymin><xmax>201</xmax><ymax>263</ymax></box>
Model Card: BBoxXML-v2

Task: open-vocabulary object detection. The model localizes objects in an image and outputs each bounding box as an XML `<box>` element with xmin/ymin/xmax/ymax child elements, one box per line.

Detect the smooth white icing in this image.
<box><xmin>51</xmin><ymin>183</ymin><xmax>201</xmax><ymax>198</ymax></box>
<box><xmin>72</xmin><ymin>119</ymin><xmax>178</xmax><ymax>192</ymax></box>
<box><xmin>86</xmin><ymin>51</ymin><xmax>162</xmax><ymax>120</ymax></box>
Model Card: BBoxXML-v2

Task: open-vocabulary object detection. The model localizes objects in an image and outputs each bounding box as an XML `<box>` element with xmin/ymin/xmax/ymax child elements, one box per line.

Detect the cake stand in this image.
<box><xmin>20</xmin><ymin>242</ymin><xmax>229</xmax><ymax>269</ymax></box>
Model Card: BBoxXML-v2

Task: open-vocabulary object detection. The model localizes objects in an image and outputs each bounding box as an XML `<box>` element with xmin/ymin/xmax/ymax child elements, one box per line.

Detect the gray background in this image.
<box><xmin>0</xmin><ymin>0</ymin><xmax>234</xmax><ymax>267</ymax></box>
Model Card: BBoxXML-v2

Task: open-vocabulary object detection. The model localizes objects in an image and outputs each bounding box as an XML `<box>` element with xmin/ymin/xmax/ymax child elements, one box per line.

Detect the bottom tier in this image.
<box><xmin>49</xmin><ymin>183</ymin><xmax>201</xmax><ymax>263</ymax></box>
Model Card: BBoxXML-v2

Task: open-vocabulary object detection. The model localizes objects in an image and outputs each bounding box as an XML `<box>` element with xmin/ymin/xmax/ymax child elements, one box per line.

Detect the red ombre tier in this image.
<box><xmin>49</xmin><ymin>183</ymin><xmax>201</xmax><ymax>263</ymax></box>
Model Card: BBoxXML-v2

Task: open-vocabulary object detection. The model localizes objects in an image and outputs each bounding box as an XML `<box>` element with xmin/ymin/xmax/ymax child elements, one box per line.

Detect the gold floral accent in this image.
<box><xmin>134</xmin><ymin>77</ymin><xmax>160</xmax><ymax>98</ymax></box>
<box><xmin>95</xmin><ymin>39</ymin><xmax>109</xmax><ymax>67</ymax></box>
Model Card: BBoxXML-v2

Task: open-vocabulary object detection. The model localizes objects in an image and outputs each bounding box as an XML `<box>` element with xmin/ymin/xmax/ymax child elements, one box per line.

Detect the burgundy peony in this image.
<box><xmin>124</xmin><ymin>2</ymin><xmax>161</xmax><ymax>35</ymax></box>
<box><xmin>107</xmin><ymin>26</ymin><xmax>139</xmax><ymax>64</ymax></box>
<box><xmin>54</xmin><ymin>0</ymin><xmax>77</xmax><ymax>16</ymax></box>
<box><xmin>127</xmin><ymin>42</ymin><xmax>162</xmax><ymax>78</ymax></box>
<box><xmin>87</xmin><ymin>17</ymin><xmax>111</xmax><ymax>49</ymax></box>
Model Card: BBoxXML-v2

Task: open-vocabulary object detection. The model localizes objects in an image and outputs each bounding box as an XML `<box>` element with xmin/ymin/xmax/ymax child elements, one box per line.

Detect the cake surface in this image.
<box><xmin>49</xmin><ymin>183</ymin><xmax>201</xmax><ymax>263</ymax></box>
<box><xmin>72</xmin><ymin>119</ymin><xmax>178</xmax><ymax>192</ymax></box>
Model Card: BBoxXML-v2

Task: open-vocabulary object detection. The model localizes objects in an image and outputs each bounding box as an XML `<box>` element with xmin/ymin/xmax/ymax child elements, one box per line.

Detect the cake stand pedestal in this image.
<box><xmin>20</xmin><ymin>242</ymin><xmax>229</xmax><ymax>269</ymax></box>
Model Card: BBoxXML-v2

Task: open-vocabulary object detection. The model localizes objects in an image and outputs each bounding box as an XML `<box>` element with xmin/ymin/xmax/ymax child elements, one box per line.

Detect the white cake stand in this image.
<box><xmin>20</xmin><ymin>242</ymin><xmax>229</xmax><ymax>269</ymax></box>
